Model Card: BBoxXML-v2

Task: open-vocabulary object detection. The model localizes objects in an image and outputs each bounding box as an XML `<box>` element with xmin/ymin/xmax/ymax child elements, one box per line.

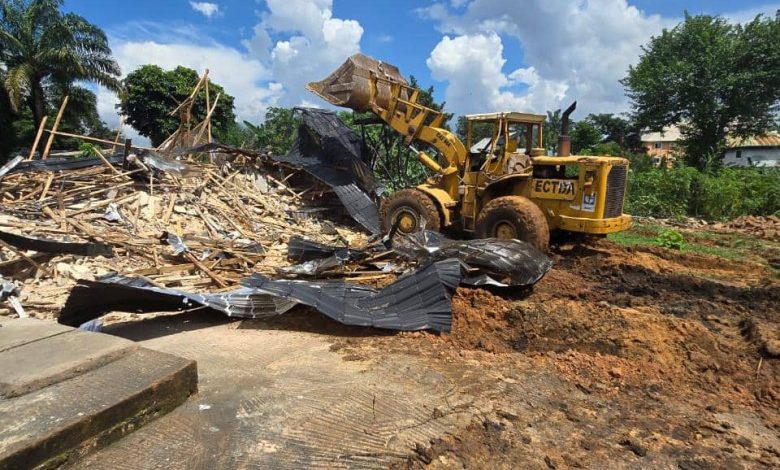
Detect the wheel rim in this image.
<box><xmin>494</xmin><ymin>220</ymin><xmax>517</xmax><ymax>239</ymax></box>
<box><xmin>395</xmin><ymin>209</ymin><xmax>419</xmax><ymax>233</ymax></box>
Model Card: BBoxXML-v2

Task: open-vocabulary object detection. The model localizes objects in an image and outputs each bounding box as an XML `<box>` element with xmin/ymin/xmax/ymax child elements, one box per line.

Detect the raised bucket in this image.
<box><xmin>307</xmin><ymin>53</ymin><xmax>407</xmax><ymax>113</ymax></box>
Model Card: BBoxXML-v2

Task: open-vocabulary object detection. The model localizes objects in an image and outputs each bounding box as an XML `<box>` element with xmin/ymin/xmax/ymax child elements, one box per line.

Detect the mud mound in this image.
<box><xmin>446</xmin><ymin>289</ymin><xmax>515</xmax><ymax>353</ymax></box>
<box><xmin>426</xmin><ymin>240</ymin><xmax>779</xmax><ymax>407</ymax></box>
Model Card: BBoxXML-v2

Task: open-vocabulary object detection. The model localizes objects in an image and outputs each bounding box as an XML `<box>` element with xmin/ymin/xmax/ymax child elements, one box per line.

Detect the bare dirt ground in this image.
<box><xmin>309</xmin><ymin>236</ymin><xmax>780</xmax><ymax>469</ymax></box>
<box><xmin>56</xmin><ymin>225</ymin><xmax>779</xmax><ymax>469</ymax></box>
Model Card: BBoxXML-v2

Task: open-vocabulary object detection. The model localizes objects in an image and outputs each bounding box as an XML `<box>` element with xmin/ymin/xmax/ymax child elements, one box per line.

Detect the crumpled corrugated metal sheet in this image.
<box><xmin>8</xmin><ymin>154</ymin><xmax>125</xmax><ymax>173</ymax></box>
<box><xmin>243</xmin><ymin>259</ymin><xmax>461</xmax><ymax>332</ymax></box>
<box><xmin>0</xmin><ymin>230</ymin><xmax>114</xmax><ymax>257</ymax></box>
<box><xmin>58</xmin><ymin>259</ymin><xmax>462</xmax><ymax>332</ymax></box>
<box><xmin>287</xmin><ymin>235</ymin><xmax>366</xmax><ymax>262</ymax></box>
<box><xmin>394</xmin><ymin>231</ymin><xmax>553</xmax><ymax>287</ymax></box>
<box><xmin>58</xmin><ymin>274</ymin><xmax>298</xmax><ymax>328</ymax></box>
<box><xmin>273</xmin><ymin>108</ymin><xmax>382</xmax><ymax>234</ymax></box>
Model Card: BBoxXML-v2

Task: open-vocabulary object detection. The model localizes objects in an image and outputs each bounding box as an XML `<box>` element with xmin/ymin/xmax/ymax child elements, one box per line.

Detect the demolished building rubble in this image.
<box><xmin>0</xmin><ymin>104</ymin><xmax>552</xmax><ymax>333</ymax></box>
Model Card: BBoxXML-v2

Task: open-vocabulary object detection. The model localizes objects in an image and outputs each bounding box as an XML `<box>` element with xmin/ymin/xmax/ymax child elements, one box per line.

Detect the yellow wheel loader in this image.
<box><xmin>308</xmin><ymin>54</ymin><xmax>631</xmax><ymax>250</ymax></box>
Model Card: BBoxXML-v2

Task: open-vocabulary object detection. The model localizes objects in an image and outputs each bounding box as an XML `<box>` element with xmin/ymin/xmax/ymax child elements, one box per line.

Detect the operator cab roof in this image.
<box><xmin>466</xmin><ymin>112</ymin><xmax>546</xmax><ymax>124</ymax></box>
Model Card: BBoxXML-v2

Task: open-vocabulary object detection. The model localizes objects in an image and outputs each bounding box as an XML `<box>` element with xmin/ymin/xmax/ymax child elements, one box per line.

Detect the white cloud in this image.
<box><xmin>189</xmin><ymin>2</ymin><xmax>221</xmax><ymax>18</ymax></box>
<box><xmin>376</xmin><ymin>33</ymin><xmax>394</xmax><ymax>43</ymax></box>
<box><xmin>96</xmin><ymin>0</ymin><xmax>364</xmax><ymax>142</ymax></box>
<box><xmin>427</xmin><ymin>33</ymin><xmax>567</xmax><ymax>116</ymax></box>
<box><xmin>245</xmin><ymin>0</ymin><xmax>363</xmax><ymax>107</ymax></box>
<box><xmin>421</xmin><ymin>0</ymin><xmax>780</xmax><ymax>117</ymax></box>
<box><xmin>421</xmin><ymin>0</ymin><xmax>673</xmax><ymax>117</ymax></box>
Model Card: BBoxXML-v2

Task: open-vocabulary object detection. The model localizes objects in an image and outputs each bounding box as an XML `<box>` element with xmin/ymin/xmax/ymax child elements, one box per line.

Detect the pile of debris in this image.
<box><xmin>0</xmin><ymin>143</ymin><xmax>370</xmax><ymax>312</ymax></box>
<box><xmin>712</xmin><ymin>215</ymin><xmax>780</xmax><ymax>242</ymax></box>
<box><xmin>0</xmin><ymin>83</ymin><xmax>552</xmax><ymax>334</ymax></box>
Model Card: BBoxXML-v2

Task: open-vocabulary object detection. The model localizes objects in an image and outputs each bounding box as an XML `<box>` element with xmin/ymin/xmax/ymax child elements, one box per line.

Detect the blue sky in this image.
<box><xmin>61</xmin><ymin>0</ymin><xmax>779</xmax><ymax>138</ymax></box>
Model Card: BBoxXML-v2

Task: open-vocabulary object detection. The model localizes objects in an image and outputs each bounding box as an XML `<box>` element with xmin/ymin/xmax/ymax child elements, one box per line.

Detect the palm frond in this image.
<box><xmin>3</xmin><ymin>62</ymin><xmax>31</xmax><ymax>111</ymax></box>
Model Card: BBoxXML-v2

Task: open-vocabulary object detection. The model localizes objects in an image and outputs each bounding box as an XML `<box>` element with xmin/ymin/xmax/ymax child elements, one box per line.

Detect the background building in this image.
<box><xmin>722</xmin><ymin>133</ymin><xmax>780</xmax><ymax>167</ymax></box>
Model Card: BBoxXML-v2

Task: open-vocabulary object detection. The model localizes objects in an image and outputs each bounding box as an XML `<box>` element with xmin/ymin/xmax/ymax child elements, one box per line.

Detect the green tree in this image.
<box><xmin>543</xmin><ymin>109</ymin><xmax>561</xmax><ymax>153</ymax></box>
<box><xmin>587</xmin><ymin>113</ymin><xmax>631</xmax><ymax>147</ymax></box>
<box><xmin>0</xmin><ymin>0</ymin><xmax>120</xmax><ymax>125</ymax></box>
<box><xmin>570</xmin><ymin>119</ymin><xmax>603</xmax><ymax>153</ymax></box>
<box><xmin>118</xmin><ymin>65</ymin><xmax>236</xmax><ymax>146</ymax></box>
<box><xmin>623</xmin><ymin>13</ymin><xmax>780</xmax><ymax>168</ymax></box>
<box><xmin>0</xmin><ymin>69</ymin><xmax>20</xmax><ymax>159</ymax></box>
<box><xmin>242</xmin><ymin>107</ymin><xmax>298</xmax><ymax>155</ymax></box>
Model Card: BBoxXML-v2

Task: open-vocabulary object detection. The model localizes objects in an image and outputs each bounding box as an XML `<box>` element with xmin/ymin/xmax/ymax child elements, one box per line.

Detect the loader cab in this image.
<box><xmin>464</xmin><ymin>112</ymin><xmax>547</xmax><ymax>178</ymax></box>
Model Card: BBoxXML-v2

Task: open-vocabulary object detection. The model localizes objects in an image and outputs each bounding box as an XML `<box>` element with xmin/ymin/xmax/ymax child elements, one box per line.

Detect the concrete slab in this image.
<box><xmin>0</xmin><ymin>329</ymin><xmax>135</xmax><ymax>398</ymax></box>
<box><xmin>72</xmin><ymin>312</ymin><xmax>484</xmax><ymax>469</ymax></box>
<box><xmin>0</xmin><ymin>319</ymin><xmax>198</xmax><ymax>470</ymax></box>
<box><xmin>0</xmin><ymin>317</ymin><xmax>72</xmax><ymax>352</ymax></box>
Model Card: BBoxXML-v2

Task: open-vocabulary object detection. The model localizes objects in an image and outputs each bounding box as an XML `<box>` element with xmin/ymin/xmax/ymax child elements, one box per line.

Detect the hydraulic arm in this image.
<box><xmin>307</xmin><ymin>54</ymin><xmax>466</xmax><ymax>200</ymax></box>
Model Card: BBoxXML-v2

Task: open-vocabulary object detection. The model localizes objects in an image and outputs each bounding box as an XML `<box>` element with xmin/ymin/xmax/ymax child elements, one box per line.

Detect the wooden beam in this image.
<box><xmin>193</xmin><ymin>93</ymin><xmax>220</xmax><ymax>145</ymax></box>
<box><xmin>42</xmin><ymin>96</ymin><xmax>69</xmax><ymax>160</ymax></box>
<box><xmin>0</xmin><ymin>238</ymin><xmax>53</xmax><ymax>277</ymax></box>
<box><xmin>27</xmin><ymin>116</ymin><xmax>48</xmax><ymax>160</ymax></box>
<box><xmin>205</xmin><ymin>76</ymin><xmax>213</xmax><ymax>163</ymax></box>
<box><xmin>43</xmin><ymin>130</ymin><xmax>153</xmax><ymax>150</ymax></box>
<box><xmin>169</xmin><ymin>69</ymin><xmax>209</xmax><ymax>117</ymax></box>
<box><xmin>93</xmin><ymin>148</ymin><xmax>123</xmax><ymax>176</ymax></box>
<box><xmin>113</xmin><ymin>115</ymin><xmax>125</xmax><ymax>152</ymax></box>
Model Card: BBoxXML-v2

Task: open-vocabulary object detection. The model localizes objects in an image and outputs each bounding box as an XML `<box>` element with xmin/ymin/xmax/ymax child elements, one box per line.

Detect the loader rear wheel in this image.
<box><xmin>476</xmin><ymin>196</ymin><xmax>550</xmax><ymax>251</ymax></box>
<box><xmin>380</xmin><ymin>189</ymin><xmax>441</xmax><ymax>234</ymax></box>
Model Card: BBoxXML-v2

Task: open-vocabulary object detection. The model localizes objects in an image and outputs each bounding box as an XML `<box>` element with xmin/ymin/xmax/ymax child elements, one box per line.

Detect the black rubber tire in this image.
<box><xmin>379</xmin><ymin>189</ymin><xmax>441</xmax><ymax>234</ymax></box>
<box><xmin>475</xmin><ymin>196</ymin><xmax>550</xmax><ymax>251</ymax></box>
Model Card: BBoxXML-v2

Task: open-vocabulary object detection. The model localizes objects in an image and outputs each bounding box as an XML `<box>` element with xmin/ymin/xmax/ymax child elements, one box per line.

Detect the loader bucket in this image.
<box><xmin>307</xmin><ymin>53</ymin><xmax>408</xmax><ymax>113</ymax></box>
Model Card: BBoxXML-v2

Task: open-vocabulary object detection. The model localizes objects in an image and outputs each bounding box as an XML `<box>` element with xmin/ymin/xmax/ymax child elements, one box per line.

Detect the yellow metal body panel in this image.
<box><xmin>415</xmin><ymin>184</ymin><xmax>457</xmax><ymax>226</ymax></box>
<box><xmin>465</xmin><ymin>112</ymin><xmax>546</xmax><ymax>123</ymax></box>
<box><xmin>530</xmin><ymin>179</ymin><xmax>577</xmax><ymax>200</ymax></box>
<box><xmin>557</xmin><ymin>214</ymin><xmax>632</xmax><ymax>234</ymax></box>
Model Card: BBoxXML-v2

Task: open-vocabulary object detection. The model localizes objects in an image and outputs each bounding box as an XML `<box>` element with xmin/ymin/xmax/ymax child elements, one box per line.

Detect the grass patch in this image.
<box><xmin>608</xmin><ymin>222</ymin><xmax>758</xmax><ymax>261</ymax></box>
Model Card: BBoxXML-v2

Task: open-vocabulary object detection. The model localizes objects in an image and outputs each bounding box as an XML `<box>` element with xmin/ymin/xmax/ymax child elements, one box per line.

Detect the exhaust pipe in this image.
<box><xmin>557</xmin><ymin>101</ymin><xmax>577</xmax><ymax>157</ymax></box>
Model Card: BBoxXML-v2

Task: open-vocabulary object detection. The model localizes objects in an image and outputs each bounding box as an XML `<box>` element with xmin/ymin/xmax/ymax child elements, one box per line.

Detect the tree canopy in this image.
<box><xmin>0</xmin><ymin>0</ymin><xmax>120</xmax><ymax>125</ymax></box>
<box><xmin>623</xmin><ymin>12</ymin><xmax>780</xmax><ymax>168</ymax></box>
<box><xmin>118</xmin><ymin>65</ymin><xmax>236</xmax><ymax>146</ymax></box>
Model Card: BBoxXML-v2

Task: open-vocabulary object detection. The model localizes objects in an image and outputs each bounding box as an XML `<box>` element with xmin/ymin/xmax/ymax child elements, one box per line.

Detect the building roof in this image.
<box><xmin>465</xmin><ymin>112</ymin><xmax>546</xmax><ymax>123</ymax></box>
<box><xmin>726</xmin><ymin>132</ymin><xmax>780</xmax><ymax>148</ymax></box>
<box><xmin>640</xmin><ymin>125</ymin><xmax>682</xmax><ymax>143</ymax></box>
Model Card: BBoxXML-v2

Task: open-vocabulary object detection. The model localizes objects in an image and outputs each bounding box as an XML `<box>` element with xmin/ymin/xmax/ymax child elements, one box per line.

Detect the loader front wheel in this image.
<box><xmin>380</xmin><ymin>189</ymin><xmax>441</xmax><ymax>234</ymax></box>
<box><xmin>476</xmin><ymin>196</ymin><xmax>550</xmax><ymax>251</ymax></box>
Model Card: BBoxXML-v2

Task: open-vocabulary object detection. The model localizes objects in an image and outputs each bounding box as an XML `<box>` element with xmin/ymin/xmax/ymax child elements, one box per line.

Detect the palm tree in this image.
<box><xmin>0</xmin><ymin>0</ymin><xmax>120</xmax><ymax>125</ymax></box>
<box><xmin>544</xmin><ymin>109</ymin><xmax>562</xmax><ymax>152</ymax></box>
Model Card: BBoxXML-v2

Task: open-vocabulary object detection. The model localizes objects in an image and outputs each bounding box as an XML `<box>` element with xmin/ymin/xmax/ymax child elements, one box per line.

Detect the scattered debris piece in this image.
<box><xmin>243</xmin><ymin>259</ymin><xmax>462</xmax><ymax>332</ymax></box>
<box><xmin>274</xmin><ymin>108</ymin><xmax>382</xmax><ymax>234</ymax></box>
<box><xmin>0</xmin><ymin>230</ymin><xmax>113</xmax><ymax>258</ymax></box>
<box><xmin>713</xmin><ymin>215</ymin><xmax>780</xmax><ymax>241</ymax></box>
<box><xmin>0</xmin><ymin>275</ymin><xmax>25</xmax><ymax>318</ymax></box>
<box><xmin>103</xmin><ymin>203</ymin><xmax>122</xmax><ymax>222</ymax></box>
<box><xmin>0</xmin><ymin>156</ymin><xmax>24</xmax><ymax>180</ymax></box>
<box><xmin>396</xmin><ymin>231</ymin><xmax>553</xmax><ymax>287</ymax></box>
<box><xmin>60</xmin><ymin>259</ymin><xmax>461</xmax><ymax>332</ymax></box>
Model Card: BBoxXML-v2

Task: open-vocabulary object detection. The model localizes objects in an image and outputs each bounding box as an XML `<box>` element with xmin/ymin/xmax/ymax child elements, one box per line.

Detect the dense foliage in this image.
<box><xmin>623</xmin><ymin>13</ymin><xmax>780</xmax><ymax>169</ymax></box>
<box><xmin>118</xmin><ymin>65</ymin><xmax>236</xmax><ymax>146</ymax></box>
<box><xmin>0</xmin><ymin>0</ymin><xmax>119</xmax><ymax>160</ymax></box>
<box><xmin>0</xmin><ymin>0</ymin><xmax>120</xmax><ymax>125</ymax></box>
<box><xmin>626</xmin><ymin>163</ymin><xmax>780</xmax><ymax>220</ymax></box>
